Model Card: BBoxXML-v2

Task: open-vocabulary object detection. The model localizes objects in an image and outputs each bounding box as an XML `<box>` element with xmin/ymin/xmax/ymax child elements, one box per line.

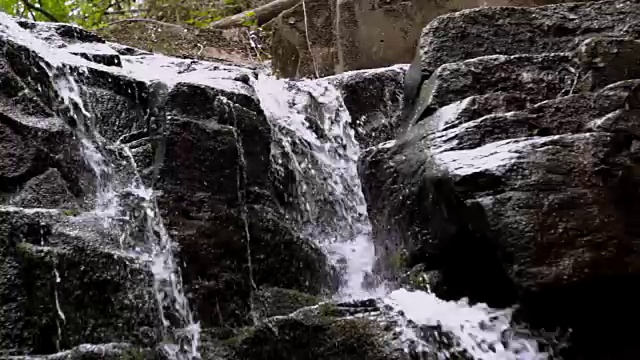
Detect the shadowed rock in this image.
<box><xmin>361</xmin><ymin>1</ymin><xmax>640</xmax><ymax>358</ymax></box>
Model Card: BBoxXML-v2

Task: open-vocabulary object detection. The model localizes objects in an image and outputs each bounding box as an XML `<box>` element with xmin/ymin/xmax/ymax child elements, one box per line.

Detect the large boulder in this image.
<box><xmin>214</xmin><ymin>298</ymin><xmax>474</xmax><ymax>360</ymax></box>
<box><xmin>403</xmin><ymin>0</ymin><xmax>640</xmax><ymax>121</ymax></box>
<box><xmin>359</xmin><ymin>1</ymin><xmax>640</xmax><ymax>358</ymax></box>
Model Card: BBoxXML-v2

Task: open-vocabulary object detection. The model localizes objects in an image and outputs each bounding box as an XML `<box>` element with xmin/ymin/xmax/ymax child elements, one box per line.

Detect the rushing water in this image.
<box><xmin>253</xmin><ymin>75</ymin><xmax>382</xmax><ymax>301</ymax></box>
<box><xmin>0</xmin><ymin>12</ymin><xmax>548</xmax><ymax>360</ymax></box>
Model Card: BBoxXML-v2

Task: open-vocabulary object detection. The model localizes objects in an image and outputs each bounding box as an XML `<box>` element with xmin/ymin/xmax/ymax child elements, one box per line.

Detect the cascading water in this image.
<box><xmin>1</xmin><ymin>11</ymin><xmax>549</xmax><ymax>359</ymax></box>
<box><xmin>254</xmin><ymin>75</ymin><xmax>381</xmax><ymax>300</ymax></box>
<box><xmin>253</xmin><ymin>72</ymin><xmax>547</xmax><ymax>360</ymax></box>
<box><xmin>0</xmin><ymin>14</ymin><xmax>200</xmax><ymax>359</ymax></box>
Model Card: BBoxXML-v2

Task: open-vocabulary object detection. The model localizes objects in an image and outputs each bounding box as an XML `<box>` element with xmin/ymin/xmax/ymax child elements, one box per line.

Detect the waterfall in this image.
<box><xmin>0</xmin><ymin>14</ymin><xmax>200</xmax><ymax>359</ymax></box>
<box><xmin>253</xmin><ymin>72</ymin><xmax>547</xmax><ymax>360</ymax></box>
<box><xmin>1</xmin><ymin>11</ymin><xmax>548</xmax><ymax>359</ymax></box>
<box><xmin>254</xmin><ymin>74</ymin><xmax>382</xmax><ymax>300</ymax></box>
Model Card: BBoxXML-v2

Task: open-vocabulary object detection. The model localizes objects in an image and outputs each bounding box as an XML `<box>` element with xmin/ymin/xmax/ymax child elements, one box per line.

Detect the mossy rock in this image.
<box><xmin>228</xmin><ymin>315</ymin><xmax>395</xmax><ymax>360</ymax></box>
<box><xmin>3</xmin><ymin>343</ymin><xmax>153</xmax><ymax>359</ymax></box>
<box><xmin>253</xmin><ymin>286</ymin><xmax>321</xmax><ymax>319</ymax></box>
<box><xmin>1</xmin><ymin>239</ymin><xmax>160</xmax><ymax>354</ymax></box>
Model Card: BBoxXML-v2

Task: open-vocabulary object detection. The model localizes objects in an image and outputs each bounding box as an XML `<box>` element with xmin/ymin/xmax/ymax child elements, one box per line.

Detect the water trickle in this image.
<box><xmin>64</xmin><ymin>78</ymin><xmax>200</xmax><ymax>358</ymax></box>
<box><xmin>53</xmin><ymin>267</ymin><xmax>65</xmax><ymax>352</ymax></box>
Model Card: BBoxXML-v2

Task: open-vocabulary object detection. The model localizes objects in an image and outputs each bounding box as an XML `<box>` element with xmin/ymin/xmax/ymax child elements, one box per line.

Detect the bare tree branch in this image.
<box><xmin>100</xmin><ymin>17</ymin><xmax>188</xmax><ymax>29</ymax></box>
<box><xmin>21</xmin><ymin>0</ymin><xmax>60</xmax><ymax>22</ymax></box>
<box><xmin>208</xmin><ymin>0</ymin><xmax>300</xmax><ymax>29</ymax></box>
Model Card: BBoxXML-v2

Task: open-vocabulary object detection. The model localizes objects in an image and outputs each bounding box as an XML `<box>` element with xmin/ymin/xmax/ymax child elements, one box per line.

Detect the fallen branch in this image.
<box><xmin>21</xmin><ymin>0</ymin><xmax>60</xmax><ymax>22</ymax></box>
<box><xmin>208</xmin><ymin>0</ymin><xmax>300</xmax><ymax>29</ymax></box>
<box><xmin>301</xmin><ymin>0</ymin><xmax>318</xmax><ymax>78</ymax></box>
<box><xmin>100</xmin><ymin>18</ymin><xmax>188</xmax><ymax>29</ymax></box>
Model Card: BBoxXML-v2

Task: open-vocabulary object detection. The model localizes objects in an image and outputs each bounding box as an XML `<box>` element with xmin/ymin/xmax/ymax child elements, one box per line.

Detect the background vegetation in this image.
<box><xmin>0</xmin><ymin>0</ymin><xmax>259</xmax><ymax>29</ymax></box>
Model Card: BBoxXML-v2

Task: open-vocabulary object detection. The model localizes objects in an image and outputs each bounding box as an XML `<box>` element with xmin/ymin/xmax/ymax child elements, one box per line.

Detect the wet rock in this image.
<box><xmin>228</xmin><ymin>317</ymin><xmax>394</xmax><ymax>360</ymax></box>
<box><xmin>403</xmin><ymin>0</ymin><xmax>640</xmax><ymax>120</ymax></box>
<box><xmin>4</xmin><ymin>343</ymin><xmax>152</xmax><ymax>360</ymax></box>
<box><xmin>15</xmin><ymin>18</ymin><xmax>122</xmax><ymax>68</ymax></box>
<box><xmin>416</xmin><ymin>0</ymin><xmax>640</xmax><ymax>81</ymax></box>
<box><xmin>156</xmin><ymin>90</ymin><xmax>335</xmax><ymax>327</ymax></box>
<box><xmin>410</xmin><ymin>53</ymin><xmax>575</xmax><ymax>125</ymax></box>
<box><xmin>216</xmin><ymin>298</ymin><xmax>474</xmax><ymax>360</ymax></box>
<box><xmin>253</xmin><ymin>287</ymin><xmax>320</xmax><ymax>319</ymax></box>
<box><xmin>0</xmin><ymin>66</ymin><xmax>94</xmax><ymax>206</ymax></box>
<box><xmin>328</xmin><ymin>65</ymin><xmax>407</xmax><ymax>148</ymax></box>
<box><xmin>9</xmin><ymin>168</ymin><xmax>79</xmax><ymax>210</ymax></box>
<box><xmin>362</xmin><ymin>0</ymin><xmax>640</xmax><ymax>357</ymax></box>
<box><xmin>573</xmin><ymin>37</ymin><xmax>640</xmax><ymax>92</ymax></box>
<box><xmin>0</xmin><ymin>208</ymin><xmax>160</xmax><ymax>355</ymax></box>
<box><xmin>0</xmin><ymin>11</ymin><xmax>337</xmax><ymax>356</ymax></box>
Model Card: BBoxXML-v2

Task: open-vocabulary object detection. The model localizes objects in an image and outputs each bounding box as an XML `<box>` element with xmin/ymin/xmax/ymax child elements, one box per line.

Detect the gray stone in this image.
<box><xmin>0</xmin><ymin>207</ymin><xmax>160</xmax><ymax>355</ymax></box>
<box><xmin>0</xmin><ymin>13</ymin><xmax>338</xmax><ymax>356</ymax></box>
<box><xmin>417</xmin><ymin>0</ymin><xmax>640</xmax><ymax>80</ymax></box>
<box><xmin>10</xmin><ymin>168</ymin><xmax>79</xmax><ymax>210</ymax></box>
<box><xmin>328</xmin><ymin>65</ymin><xmax>407</xmax><ymax>148</ymax></box>
<box><xmin>4</xmin><ymin>343</ymin><xmax>151</xmax><ymax>360</ymax></box>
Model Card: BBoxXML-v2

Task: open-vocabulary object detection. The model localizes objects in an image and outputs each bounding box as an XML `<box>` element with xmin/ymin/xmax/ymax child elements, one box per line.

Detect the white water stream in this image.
<box><xmin>0</xmin><ymin>13</ymin><xmax>546</xmax><ymax>360</ymax></box>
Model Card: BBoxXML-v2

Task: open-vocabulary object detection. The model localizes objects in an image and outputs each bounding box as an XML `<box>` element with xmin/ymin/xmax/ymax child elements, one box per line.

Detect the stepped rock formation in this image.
<box><xmin>359</xmin><ymin>0</ymin><xmax>640</xmax><ymax>358</ymax></box>
<box><xmin>0</xmin><ymin>13</ymin><xmax>447</xmax><ymax>360</ymax></box>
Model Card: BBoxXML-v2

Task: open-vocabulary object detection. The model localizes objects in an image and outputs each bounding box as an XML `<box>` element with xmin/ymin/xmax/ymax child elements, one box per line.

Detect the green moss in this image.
<box><xmin>62</xmin><ymin>209</ymin><xmax>81</xmax><ymax>217</ymax></box>
<box><xmin>408</xmin><ymin>271</ymin><xmax>431</xmax><ymax>291</ymax></box>
<box><xmin>327</xmin><ymin>318</ymin><xmax>386</xmax><ymax>353</ymax></box>
<box><xmin>120</xmin><ymin>347</ymin><xmax>148</xmax><ymax>360</ymax></box>
<box><xmin>254</xmin><ymin>287</ymin><xmax>321</xmax><ymax>319</ymax></box>
<box><xmin>318</xmin><ymin>302</ymin><xmax>339</xmax><ymax>318</ymax></box>
<box><xmin>221</xmin><ymin>326</ymin><xmax>256</xmax><ymax>347</ymax></box>
<box><xmin>388</xmin><ymin>249</ymin><xmax>408</xmax><ymax>272</ymax></box>
<box><xmin>15</xmin><ymin>242</ymin><xmax>32</xmax><ymax>256</ymax></box>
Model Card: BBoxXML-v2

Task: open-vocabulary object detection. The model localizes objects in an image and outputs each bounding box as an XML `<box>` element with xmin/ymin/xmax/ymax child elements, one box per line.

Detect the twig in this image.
<box><xmin>208</xmin><ymin>0</ymin><xmax>300</xmax><ymax>29</ymax></box>
<box><xmin>301</xmin><ymin>0</ymin><xmax>319</xmax><ymax>78</ymax></box>
<box><xmin>100</xmin><ymin>17</ymin><xmax>189</xmax><ymax>29</ymax></box>
<box><xmin>21</xmin><ymin>0</ymin><xmax>60</xmax><ymax>22</ymax></box>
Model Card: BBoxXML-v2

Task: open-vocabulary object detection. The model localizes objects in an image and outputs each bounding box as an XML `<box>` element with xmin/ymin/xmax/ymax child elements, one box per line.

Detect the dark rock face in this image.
<box><xmin>9</xmin><ymin>168</ymin><xmax>80</xmax><ymax>210</ymax></box>
<box><xmin>6</xmin><ymin>343</ymin><xmax>151</xmax><ymax>360</ymax></box>
<box><xmin>418</xmin><ymin>0</ymin><xmax>640</xmax><ymax>80</ymax></box>
<box><xmin>329</xmin><ymin>65</ymin><xmax>407</xmax><ymax>149</ymax></box>
<box><xmin>360</xmin><ymin>1</ymin><xmax>640</xmax><ymax>358</ymax></box>
<box><xmin>0</xmin><ymin>208</ymin><xmax>161</xmax><ymax>356</ymax></box>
